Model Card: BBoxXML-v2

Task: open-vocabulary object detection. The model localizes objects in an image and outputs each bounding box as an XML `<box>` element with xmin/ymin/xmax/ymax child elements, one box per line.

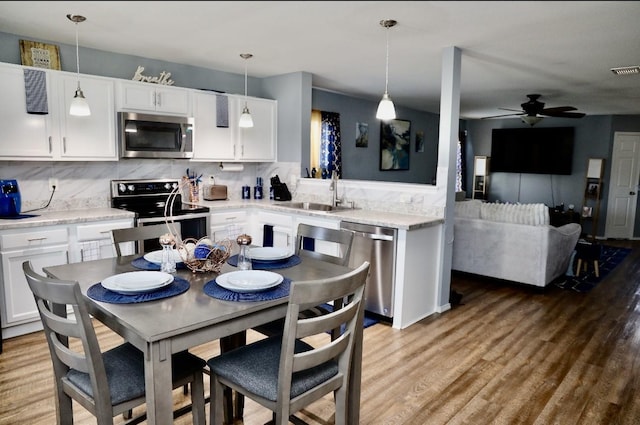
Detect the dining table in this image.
<box><xmin>43</xmin><ymin>252</ymin><xmax>363</xmax><ymax>425</ymax></box>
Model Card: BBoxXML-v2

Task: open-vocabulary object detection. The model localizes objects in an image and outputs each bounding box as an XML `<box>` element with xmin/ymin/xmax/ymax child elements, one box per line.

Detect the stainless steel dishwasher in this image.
<box><xmin>340</xmin><ymin>221</ymin><xmax>397</xmax><ymax>320</ymax></box>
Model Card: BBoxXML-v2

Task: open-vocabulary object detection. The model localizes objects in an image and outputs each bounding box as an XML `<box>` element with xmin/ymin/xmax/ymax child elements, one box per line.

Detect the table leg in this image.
<box><xmin>145</xmin><ymin>340</ymin><xmax>174</xmax><ymax>425</ymax></box>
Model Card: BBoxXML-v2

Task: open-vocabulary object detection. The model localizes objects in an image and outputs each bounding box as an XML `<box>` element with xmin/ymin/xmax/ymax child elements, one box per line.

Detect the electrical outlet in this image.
<box><xmin>48</xmin><ymin>178</ymin><xmax>59</xmax><ymax>192</ymax></box>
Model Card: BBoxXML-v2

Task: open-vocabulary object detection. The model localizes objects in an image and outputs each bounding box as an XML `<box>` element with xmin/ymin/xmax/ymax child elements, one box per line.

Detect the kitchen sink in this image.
<box><xmin>278</xmin><ymin>201</ymin><xmax>358</xmax><ymax>213</ymax></box>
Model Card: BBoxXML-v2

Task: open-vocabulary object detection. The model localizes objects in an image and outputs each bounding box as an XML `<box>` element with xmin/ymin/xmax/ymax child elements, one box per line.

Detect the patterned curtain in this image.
<box><xmin>320</xmin><ymin>111</ymin><xmax>341</xmax><ymax>178</ymax></box>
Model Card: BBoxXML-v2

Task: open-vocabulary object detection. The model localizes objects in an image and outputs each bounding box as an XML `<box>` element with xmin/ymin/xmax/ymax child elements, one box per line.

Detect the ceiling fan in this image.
<box><xmin>483</xmin><ymin>94</ymin><xmax>586</xmax><ymax>126</ymax></box>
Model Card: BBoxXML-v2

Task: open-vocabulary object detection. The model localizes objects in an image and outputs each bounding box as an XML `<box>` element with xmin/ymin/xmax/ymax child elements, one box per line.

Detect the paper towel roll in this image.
<box><xmin>219</xmin><ymin>162</ymin><xmax>244</xmax><ymax>172</ymax></box>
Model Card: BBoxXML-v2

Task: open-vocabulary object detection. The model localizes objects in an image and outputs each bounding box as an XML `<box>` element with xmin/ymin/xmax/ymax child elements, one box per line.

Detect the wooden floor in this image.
<box><xmin>1</xmin><ymin>239</ymin><xmax>639</xmax><ymax>425</ymax></box>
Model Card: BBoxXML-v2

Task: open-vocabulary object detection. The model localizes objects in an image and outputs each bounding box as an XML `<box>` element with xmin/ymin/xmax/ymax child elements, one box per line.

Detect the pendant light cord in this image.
<box><xmin>244</xmin><ymin>58</ymin><xmax>248</xmax><ymax>107</ymax></box>
<box><xmin>74</xmin><ymin>21</ymin><xmax>81</xmax><ymax>90</ymax></box>
<box><xmin>384</xmin><ymin>25</ymin><xmax>390</xmax><ymax>94</ymax></box>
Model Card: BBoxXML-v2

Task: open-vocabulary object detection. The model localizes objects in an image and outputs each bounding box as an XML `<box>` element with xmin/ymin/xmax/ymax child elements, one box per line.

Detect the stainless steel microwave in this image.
<box><xmin>118</xmin><ymin>112</ymin><xmax>194</xmax><ymax>159</ymax></box>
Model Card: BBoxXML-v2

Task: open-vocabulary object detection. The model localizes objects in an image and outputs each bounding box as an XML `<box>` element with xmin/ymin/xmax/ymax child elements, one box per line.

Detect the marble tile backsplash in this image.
<box><xmin>1</xmin><ymin>160</ymin><xmax>300</xmax><ymax>211</ymax></box>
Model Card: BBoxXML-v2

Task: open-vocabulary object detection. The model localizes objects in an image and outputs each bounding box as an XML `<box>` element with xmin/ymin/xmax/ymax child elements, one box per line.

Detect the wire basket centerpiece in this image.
<box><xmin>163</xmin><ymin>178</ymin><xmax>231</xmax><ymax>273</ymax></box>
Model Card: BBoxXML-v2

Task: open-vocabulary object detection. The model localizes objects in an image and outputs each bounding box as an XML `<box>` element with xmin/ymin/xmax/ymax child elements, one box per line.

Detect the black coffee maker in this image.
<box><xmin>0</xmin><ymin>180</ymin><xmax>21</xmax><ymax>217</ymax></box>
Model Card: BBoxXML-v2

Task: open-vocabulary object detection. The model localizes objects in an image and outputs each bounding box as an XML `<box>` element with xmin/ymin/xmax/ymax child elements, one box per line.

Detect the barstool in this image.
<box><xmin>575</xmin><ymin>242</ymin><xmax>602</xmax><ymax>277</ymax></box>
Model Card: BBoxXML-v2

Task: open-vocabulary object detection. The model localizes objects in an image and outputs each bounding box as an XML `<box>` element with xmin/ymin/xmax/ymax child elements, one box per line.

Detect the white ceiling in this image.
<box><xmin>2</xmin><ymin>1</ymin><xmax>640</xmax><ymax>120</ymax></box>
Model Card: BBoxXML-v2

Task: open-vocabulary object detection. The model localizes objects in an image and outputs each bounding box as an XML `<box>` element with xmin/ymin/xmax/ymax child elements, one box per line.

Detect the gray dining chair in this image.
<box><xmin>295</xmin><ymin>223</ymin><xmax>354</xmax><ymax>267</ymax></box>
<box><xmin>253</xmin><ymin>223</ymin><xmax>356</xmax><ymax>338</ymax></box>
<box><xmin>207</xmin><ymin>261</ymin><xmax>370</xmax><ymax>425</ymax></box>
<box><xmin>22</xmin><ymin>260</ymin><xmax>206</xmax><ymax>425</ymax></box>
<box><xmin>111</xmin><ymin>222</ymin><xmax>181</xmax><ymax>256</ymax></box>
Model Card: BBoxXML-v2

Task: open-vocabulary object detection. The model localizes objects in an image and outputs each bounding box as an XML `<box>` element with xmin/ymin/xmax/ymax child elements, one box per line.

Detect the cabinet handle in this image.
<box><xmin>27</xmin><ymin>237</ymin><xmax>48</xmax><ymax>242</ymax></box>
<box><xmin>63</xmin><ymin>137</ymin><xmax>67</xmax><ymax>154</ymax></box>
<box><xmin>99</xmin><ymin>230</ymin><xmax>111</xmax><ymax>234</ymax></box>
<box><xmin>156</xmin><ymin>92</ymin><xmax>161</xmax><ymax>107</ymax></box>
<box><xmin>225</xmin><ymin>217</ymin><xmax>237</xmax><ymax>221</ymax></box>
<box><xmin>241</xmin><ymin>145</ymin><xmax>245</xmax><ymax>157</ymax></box>
<box><xmin>48</xmin><ymin>136</ymin><xmax>52</xmax><ymax>153</ymax></box>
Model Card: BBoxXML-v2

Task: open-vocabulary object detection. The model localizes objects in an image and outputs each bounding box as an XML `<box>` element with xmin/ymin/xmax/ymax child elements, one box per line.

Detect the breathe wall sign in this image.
<box><xmin>131</xmin><ymin>65</ymin><xmax>175</xmax><ymax>85</ymax></box>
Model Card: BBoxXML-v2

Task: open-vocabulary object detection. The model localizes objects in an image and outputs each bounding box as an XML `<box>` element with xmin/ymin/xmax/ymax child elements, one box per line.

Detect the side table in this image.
<box><xmin>575</xmin><ymin>242</ymin><xmax>602</xmax><ymax>277</ymax></box>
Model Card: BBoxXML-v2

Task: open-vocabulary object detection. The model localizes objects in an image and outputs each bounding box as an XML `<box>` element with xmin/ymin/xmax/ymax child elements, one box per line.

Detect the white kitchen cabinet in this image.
<box><xmin>192</xmin><ymin>92</ymin><xmax>277</xmax><ymax>162</ymax></box>
<box><xmin>0</xmin><ymin>63</ymin><xmax>117</xmax><ymax>161</ymax></box>
<box><xmin>117</xmin><ymin>80</ymin><xmax>190</xmax><ymax>115</ymax></box>
<box><xmin>252</xmin><ymin>211</ymin><xmax>294</xmax><ymax>249</ymax></box>
<box><xmin>234</xmin><ymin>95</ymin><xmax>277</xmax><ymax>161</ymax></box>
<box><xmin>210</xmin><ymin>210</ymin><xmax>249</xmax><ymax>245</ymax></box>
<box><xmin>53</xmin><ymin>72</ymin><xmax>117</xmax><ymax>160</ymax></box>
<box><xmin>0</xmin><ymin>226</ymin><xmax>69</xmax><ymax>327</ymax></box>
<box><xmin>293</xmin><ymin>215</ymin><xmax>341</xmax><ymax>258</ymax></box>
<box><xmin>72</xmin><ymin>218</ymin><xmax>134</xmax><ymax>262</ymax></box>
<box><xmin>191</xmin><ymin>91</ymin><xmax>235</xmax><ymax>161</ymax></box>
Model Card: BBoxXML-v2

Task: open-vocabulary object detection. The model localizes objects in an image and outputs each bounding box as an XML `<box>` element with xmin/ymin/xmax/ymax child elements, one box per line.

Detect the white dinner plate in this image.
<box><xmin>216</xmin><ymin>270</ymin><xmax>284</xmax><ymax>293</ymax></box>
<box><xmin>143</xmin><ymin>249</ymin><xmax>183</xmax><ymax>264</ymax></box>
<box><xmin>102</xmin><ymin>271</ymin><xmax>174</xmax><ymax>295</ymax></box>
<box><xmin>249</xmin><ymin>247</ymin><xmax>292</xmax><ymax>261</ymax></box>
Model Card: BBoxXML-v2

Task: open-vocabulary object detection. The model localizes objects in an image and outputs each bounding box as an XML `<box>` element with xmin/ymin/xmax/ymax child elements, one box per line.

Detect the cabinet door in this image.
<box><xmin>55</xmin><ymin>73</ymin><xmax>117</xmax><ymax>160</ymax></box>
<box><xmin>210</xmin><ymin>211</ymin><xmax>248</xmax><ymax>245</ymax></box>
<box><xmin>191</xmin><ymin>91</ymin><xmax>235</xmax><ymax>160</ymax></box>
<box><xmin>118</xmin><ymin>81</ymin><xmax>190</xmax><ymax>115</ymax></box>
<box><xmin>1</xmin><ymin>246</ymin><xmax>69</xmax><ymax>326</ymax></box>
<box><xmin>0</xmin><ymin>64</ymin><xmax>53</xmax><ymax>159</ymax></box>
<box><xmin>235</xmin><ymin>96</ymin><xmax>277</xmax><ymax>161</ymax></box>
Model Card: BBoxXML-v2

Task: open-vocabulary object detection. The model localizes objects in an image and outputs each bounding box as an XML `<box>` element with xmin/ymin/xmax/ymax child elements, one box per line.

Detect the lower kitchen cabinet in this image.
<box><xmin>72</xmin><ymin>219</ymin><xmax>133</xmax><ymax>262</ymax></box>
<box><xmin>252</xmin><ymin>211</ymin><xmax>294</xmax><ymax>249</ymax></box>
<box><xmin>210</xmin><ymin>210</ymin><xmax>249</xmax><ymax>245</ymax></box>
<box><xmin>0</xmin><ymin>226</ymin><xmax>69</xmax><ymax>329</ymax></box>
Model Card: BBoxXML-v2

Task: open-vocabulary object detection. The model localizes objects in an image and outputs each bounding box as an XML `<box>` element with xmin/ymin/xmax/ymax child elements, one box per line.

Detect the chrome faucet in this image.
<box><xmin>330</xmin><ymin>170</ymin><xmax>340</xmax><ymax>207</ymax></box>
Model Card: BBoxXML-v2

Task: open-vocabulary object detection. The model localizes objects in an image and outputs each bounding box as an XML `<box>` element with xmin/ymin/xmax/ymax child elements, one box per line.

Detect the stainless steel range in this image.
<box><xmin>110</xmin><ymin>179</ymin><xmax>210</xmax><ymax>252</ymax></box>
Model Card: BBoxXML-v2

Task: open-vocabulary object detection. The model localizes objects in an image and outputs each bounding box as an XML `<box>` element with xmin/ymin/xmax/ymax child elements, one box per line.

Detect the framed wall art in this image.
<box><xmin>19</xmin><ymin>39</ymin><xmax>61</xmax><ymax>70</ymax></box>
<box><xmin>415</xmin><ymin>131</ymin><xmax>424</xmax><ymax>152</ymax></box>
<box><xmin>356</xmin><ymin>122</ymin><xmax>368</xmax><ymax>148</ymax></box>
<box><xmin>380</xmin><ymin>119</ymin><xmax>411</xmax><ymax>170</ymax></box>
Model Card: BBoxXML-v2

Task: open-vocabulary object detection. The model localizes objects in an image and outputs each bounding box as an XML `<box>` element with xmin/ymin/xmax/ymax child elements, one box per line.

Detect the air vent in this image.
<box><xmin>610</xmin><ymin>66</ymin><xmax>640</xmax><ymax>75</ymax></box>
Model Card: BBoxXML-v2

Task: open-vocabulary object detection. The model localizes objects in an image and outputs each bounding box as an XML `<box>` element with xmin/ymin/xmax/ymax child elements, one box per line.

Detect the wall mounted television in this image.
<box><xmin>490</xmin><ymin>127</ymin><xmax>575</xmax><ymax>175</ymax></box>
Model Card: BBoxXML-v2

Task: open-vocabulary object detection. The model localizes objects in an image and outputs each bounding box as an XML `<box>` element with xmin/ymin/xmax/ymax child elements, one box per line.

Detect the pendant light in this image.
<box><xmin>238</xmin><ymin>53</ymin><xmax>254</xmax><ymax>128</ymax></box>
<box><xmin>67</xmin><ymin>14</ymin><xmax>90</xmax><ymax>117</ymax></box>
<box><xmin>376</xmin><ymin>19</ymin><xmax>397</xmax><ymax>121</ymax></box>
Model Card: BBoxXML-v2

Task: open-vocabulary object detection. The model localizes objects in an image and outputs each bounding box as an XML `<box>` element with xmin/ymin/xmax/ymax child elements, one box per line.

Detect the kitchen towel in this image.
<box><xmin>23</xmin><ymin>69</ymin><xmax>48</xmax><ymax>114</ymax></box>
<box><xmin>81</xmin><ymin>240</ymin><xmax>104</xmax><ymax>261</ymax></box>
<box><xmin>263</xmin><ymin>224</ymin><xmax>274</xmax><ymax>247</ymax></box>
<box><xmin>216</xmin><ymin>94</ymin><xmax>229</xmax><ymax>128</ymax></box>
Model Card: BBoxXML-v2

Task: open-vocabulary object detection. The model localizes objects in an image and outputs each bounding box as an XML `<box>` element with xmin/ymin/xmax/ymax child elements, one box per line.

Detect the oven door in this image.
<box><xmin>136</xmin><ymin>213</ymin><xmax>210</xmax><ymax>252</ymax></box>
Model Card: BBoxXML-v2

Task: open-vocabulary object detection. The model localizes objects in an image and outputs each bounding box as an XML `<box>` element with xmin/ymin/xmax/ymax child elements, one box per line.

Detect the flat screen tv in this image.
<box><xmin>490</xmin><ymin>127</ymin><xmax>574</xmax><ymax>175</ymax></box>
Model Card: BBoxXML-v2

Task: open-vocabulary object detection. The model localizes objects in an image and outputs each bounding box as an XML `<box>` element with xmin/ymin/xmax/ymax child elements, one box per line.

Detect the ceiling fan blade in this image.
<box><xmin>498</xmin><ymin>107</ymin><xmax>524</xmax><ymax>113</ymax></box>
<box><xmin>540</xmin><ymin>110</ymin><xmax>585</xmax><ymax>118</ymax></box>
<box><xmin>541</xmin><ymin>106</ymin><xmax>577</xmax><ymax>114</ymax></box>
<box><xmin>481</xmin><ymin>112</ymin><xmax>524</xmax><ymax>119</ymax></box>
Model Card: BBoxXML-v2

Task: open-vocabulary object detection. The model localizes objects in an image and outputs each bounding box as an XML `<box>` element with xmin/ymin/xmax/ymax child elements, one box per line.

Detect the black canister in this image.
<box><xmin>242</xmin><ymin>185</ymin><xmax>250</xmax><ymax>199</ymax></box>
<box><xmin>254</xmin><ymin>185</ymin><xmax>263</xmax><ymax>199</ymax></box>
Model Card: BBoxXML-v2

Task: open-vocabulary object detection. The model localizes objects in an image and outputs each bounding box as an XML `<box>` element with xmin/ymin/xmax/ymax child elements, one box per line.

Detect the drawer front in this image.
<box><xmin>77</xmin><ymin>220</ymin><xmax>133</xmax><ymax>241</ymax></box>
<box><xmin>257</xmin><ymin>211</ymin><xmax>293</xmax><ymax>227</ymax></box>
<box><xmin>210</xmin><ymin>211</ymin><xmax>247</xmax><ymax>224</ymax></box>
<box><xmin>0</xmin><ymin>228</ymin><xmax>68</xmax><ymax>250</ymax></box>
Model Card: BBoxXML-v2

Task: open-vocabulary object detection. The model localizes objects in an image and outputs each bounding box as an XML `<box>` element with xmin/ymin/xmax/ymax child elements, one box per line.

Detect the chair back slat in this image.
<box><xmin>295</xmin><ymin>223</ymin><xmax>354</xmax><ymax>266</ymax></box>
<box><xmin>111</xmin><ymin>222</ymin><xmax>182</xmax><ymax>256</ymax></box>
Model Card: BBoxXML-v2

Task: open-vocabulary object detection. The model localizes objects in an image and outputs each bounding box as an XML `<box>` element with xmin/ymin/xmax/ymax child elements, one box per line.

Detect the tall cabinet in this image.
<box><xmin>581</xmin><ymin>158</ymin><xmax>605</xmax><ymax>240</ymax></box>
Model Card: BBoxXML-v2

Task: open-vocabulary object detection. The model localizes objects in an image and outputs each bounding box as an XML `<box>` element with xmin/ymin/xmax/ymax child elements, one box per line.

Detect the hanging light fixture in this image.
<box><xmin>67</xmin><ymin>14</ymin><xmax>90</xmax><ymax>117</ymax></box>
<box><xmin>376</xmin><ymin>19</ymin><xmax>397</xmax><ymax>121</ymax></box>
<box><xmin>238</xmin><ymin>53</ymin><xmax>254</xmax><ymax>128</ymax></box>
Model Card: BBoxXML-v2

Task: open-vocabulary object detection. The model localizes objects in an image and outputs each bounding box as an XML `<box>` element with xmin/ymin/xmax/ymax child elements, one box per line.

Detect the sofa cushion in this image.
<box><xmin>480</xmin><ymin>202</ymin><xmax>549</xmax><ymax>226</ymax></box>
<box><xmin>454</xmin><ymin>199</ymin><xmax>482</xmax><ymax>219</ymax></box>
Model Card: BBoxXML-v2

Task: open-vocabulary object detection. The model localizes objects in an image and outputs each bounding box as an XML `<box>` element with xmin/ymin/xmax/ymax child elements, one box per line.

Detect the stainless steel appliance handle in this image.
<box><xmin>351</xmin><ymin>231</ymin><xmax>394</xmax><ymax>241</ymax></box>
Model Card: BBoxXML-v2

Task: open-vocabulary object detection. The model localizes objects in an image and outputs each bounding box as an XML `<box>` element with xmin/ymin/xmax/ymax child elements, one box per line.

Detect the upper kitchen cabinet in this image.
<box><xmin>54</xmin><ymin>73</ymin><xmax>117</xmax><ymax>160</ymax></box>
<box><xmin>191</xmin><ymin>91</ymin><xmax>236</xmax><ymax>161</ymax></box>
<box><xmin>191</xmin><ymin>92</ymin><xmax>277</xmax><ymax>162</ymax></box>
<box><xmin>234</xmin><ymin>95</ymin><xmax>277</xmax><ymax>162</ymax></box>
<box><xmin>117</xmin><ymin>80</ymin><xmax>191</xmax><ymax>115</ymax></box>
<box><xmin>0</xmin><ymin>63</ymin><xmax>117</xmax><ymax>161</ymax></box>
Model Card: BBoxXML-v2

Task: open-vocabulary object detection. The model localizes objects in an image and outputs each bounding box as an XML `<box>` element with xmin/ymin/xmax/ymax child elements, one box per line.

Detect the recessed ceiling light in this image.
<box><xmin>610</xmin><ymin>66</ymin><xmax>640</xmax><ymax>75</ymax></box>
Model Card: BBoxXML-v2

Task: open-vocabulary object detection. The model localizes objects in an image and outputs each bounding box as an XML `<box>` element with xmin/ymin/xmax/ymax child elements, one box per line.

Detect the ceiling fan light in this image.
<box><xmin>521</xmin><ymin>115</ymin><xmax>543</xmax><ymax>126</ymax></box>
<box><xmin>376</xmin><ymin>92</ymin><xmax>396</xmax><ymax>120</ymax></box>
<box><xmin>69</xmin><ymin>87</ymin><xmax>91</xmax><ymax>116</ymax></box>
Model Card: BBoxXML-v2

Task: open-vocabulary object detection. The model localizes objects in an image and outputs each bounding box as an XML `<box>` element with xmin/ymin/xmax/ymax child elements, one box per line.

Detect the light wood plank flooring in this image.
<box><xmin>1</xmin><ymin>240</ymin><xmax>638</xmax><ymax>424</ymax></box>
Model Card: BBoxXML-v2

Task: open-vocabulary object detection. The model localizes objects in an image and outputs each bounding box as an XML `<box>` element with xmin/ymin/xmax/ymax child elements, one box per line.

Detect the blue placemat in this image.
<box><xmin>87</xmin><ymin>276</ymin><xmax>190</xmax><ymax>304</ymax></box>
<box><xmin>203</xmin><ymin>277</ymin><xmax>291</xmax><ymax>302</ymax></box>
<box><xmin>227</xmin><ymin>254</ymin><xmax>301</xmax><ymax>270</ymax></box>
<box><xmin>131</xmin><ymin>256</ymin><xmax>186</xmax><ymax>271</ymax></box>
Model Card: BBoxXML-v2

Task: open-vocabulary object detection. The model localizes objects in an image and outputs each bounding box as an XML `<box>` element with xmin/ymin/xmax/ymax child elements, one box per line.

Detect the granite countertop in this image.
<box><xmin>196</xmin><ymin>199</ymin><xmax>443</xmax><ymax>230</ymax></box>
<box><xmin>0</xmin><ymin>202</ymin><xmax>442</xmax><ymax>232</ymax></box>
<box><xmin>0</xmin><ymin>208</ymin><xmax>136</xmax><ymax>231</ymax></box>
